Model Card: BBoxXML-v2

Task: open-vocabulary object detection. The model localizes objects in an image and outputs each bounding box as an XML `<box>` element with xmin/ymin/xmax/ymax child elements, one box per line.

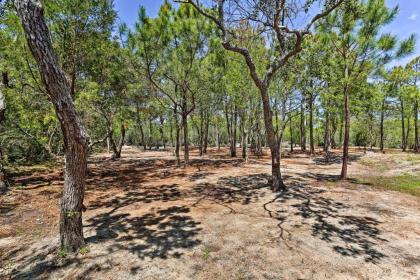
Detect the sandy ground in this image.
<box><xmin>0</xmin><ymin>147</ymin><xmax>419</xmax><ymax>280</ymax></box>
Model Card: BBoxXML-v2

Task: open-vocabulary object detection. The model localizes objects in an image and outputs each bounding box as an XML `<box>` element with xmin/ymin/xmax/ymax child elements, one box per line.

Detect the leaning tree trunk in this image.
<box><xmin>15</xmin><ymin>0</ymin><xmax>89</xmax><ymax>252</ymax></box>
<box><xmin>114</xmin><ymin>123</ymin><xmax>126</xmax><ymax>159</ymax></box>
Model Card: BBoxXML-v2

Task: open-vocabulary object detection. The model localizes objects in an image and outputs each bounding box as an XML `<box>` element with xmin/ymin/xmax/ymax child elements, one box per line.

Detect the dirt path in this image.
<box><xmin>1</xmin><ymin>147</ymin><xmax>419</xmax><ymax>279</ymax></box>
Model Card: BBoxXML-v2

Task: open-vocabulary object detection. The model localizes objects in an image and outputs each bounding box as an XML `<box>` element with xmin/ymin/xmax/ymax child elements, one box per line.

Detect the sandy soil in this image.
<box><xmin>0</xmin><ymin>147</ymin><xmax>419</xmax><ymax>280</ymax></box>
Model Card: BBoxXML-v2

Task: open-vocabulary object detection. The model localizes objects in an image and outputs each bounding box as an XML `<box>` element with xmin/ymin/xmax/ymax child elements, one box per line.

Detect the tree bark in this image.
<box><xmin>260</xmin><ymin>87</ymin><xmax>285</xmax><ymax>191</ymax></box>
<box><xmin>114</xmin><ymin>123</ymin><xmax>126</xmax><ymax>158</ymax></box>
<box><xmin>380</xmin><ymin>97</ymin><xmax>386</xmax><ymax>152</ymax></box>
<box><xmin>182</xmin><ymin>113</ymin><xmax>189</xmax><ymax>166</ymax></box>
<box><xmin>15</xmin><ymin>0</ymin><xmax>89</xmax><ymax>252</ymax></box>
<box><xmin>300</xmin><ymin>96</ymin><xmax>306</xmax><ymax>152</ymax></box>
<box><xmin>198</xmin><ymin>111</ymin><xmax>204</xmax><ymax>156</ymax></box>
<box><xmin>308</xmin><ymin>91</ymin><xmax>315</xmax><ymax>155</ymax></box>
<box><xmin>0</xmin><ymin>92</ymin><xmax>7</xmax><ymax>195</ymax></box>
<box><xmin>415</xmin><ymin>99</ymin><xmax>419</xmax><ymax>152</ymax></box>
<box><xmin>289</xmin><ymin>114</ymin><xmax>293</xmax><ymax>153</ymax></box>
<box><xmin>159</xmin><ymin>116</ymin><xmax>165</xmax><ymax>150</ymax></box>
<box><xmin>400</xmin><ymin>96</ymin><xmax>406</xmax><ymax>152</ymax></box>
<box><xmin>173</xmin><ymin>105</ymin><xmax>181</xmax><ymax>166</ymax></box>
<box><xmin>340</xmin><ymin>64</ymin><xmax>350</xmax><ymax>180</ymax></box>
<box><xmin>203</xmin><ymin>111</ymin><xmax>209</xmax><ymax>154</ymax></box>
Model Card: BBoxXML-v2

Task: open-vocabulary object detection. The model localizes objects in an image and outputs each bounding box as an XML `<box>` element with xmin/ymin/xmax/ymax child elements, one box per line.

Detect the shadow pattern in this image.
<box><xmin>265</xmin><ymin>181</ymin><xmax>387</xmax><ymax>263</ymax></box>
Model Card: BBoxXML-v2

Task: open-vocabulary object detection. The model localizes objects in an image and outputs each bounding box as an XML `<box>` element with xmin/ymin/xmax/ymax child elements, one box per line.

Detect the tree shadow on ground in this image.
<box><xmin>5</xmin><ymin>243</ymin><xmax>115</xmax><ymax>280</ymax></box>
<box><xmin>299</xmin><ymin>172</ymin><xmax>370</xmax><ymax>185</ymax></box>
<box><xmin>312</xmin><ymin>153</ymin><xmax>363</xmax><ymax>166</ymax></box>
<box><xmin>191</xmin><ymin>173</ymin><xmax>270</xmax><ymax>211</ymax></box>
<box><xmin>85</xmin><ymin>205</ymin><xmax>201</xmax><ymax>260</ymax></box>
<box><xmin>264</xmin><ymin>180</ymin><xmax>387</xmax><ymax>263</ymax></box>
<box><xmin>88</xmin><ymin>184</ymin><xmax>183</xmax><ymax>211</ymax></box>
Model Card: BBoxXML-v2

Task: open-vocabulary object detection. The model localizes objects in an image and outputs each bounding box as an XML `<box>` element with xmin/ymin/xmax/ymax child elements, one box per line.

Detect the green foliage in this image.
<box><xmin>0</xmin><ymin>0</ymin><xmax>418</xmax><ymax>166</ymax></box>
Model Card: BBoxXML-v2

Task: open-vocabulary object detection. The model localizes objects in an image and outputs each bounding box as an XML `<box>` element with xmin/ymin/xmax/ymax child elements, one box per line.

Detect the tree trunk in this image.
<box><xmin>203</xmin><ymin>112</ymin><xmax>209</xmax><ymax>154</ymax></box>
<box><xmin>260</xmin><ymin>87</ymin><xmax>285</xmax><ymax>191</ymax></box>
<box><xmin>182</xmin><ymin>113</ymin><xmax>189</xmax><ymax>166</ymax></box>
<box><xmin>0</xmin><ymin>74</ymin><xmax>8</xmax><ymax>194</ymax></box>
<box><xmin>380</xmin><ymin>97</ymin><xmax>386</xmax><ymax>152</ymax></box>
<box><xmin>173</xmin><ymin>105</ymin><xmax>181</xmax><ymax>166</ymax></box>
<box><xmin>415</xmin><ymin>99</ymin><xmax>419</xmax><ymax>152</ymax></box>
<box><xmin>231</xmin><ymin>106</ymin><xmax>237</xmax><ymax>157</ymax></box>
<box><xmin>148</xmin><ymin>118</ymin><xmax>153</xmax><ymax>150</ymax></box>
<box><xmin>159</xmin><ymin>116</ymin><xmax>165</xmax><ymax>150</ymax></box>
<box><xmin>139</xmin><ymin>124</ymin><xmax>146</xmax><ymax>151</ymax></box>
<box><xmin>240</xmin><ymin>109</ymin><xmax>248</xmax><ymax>161</ymax></box>
<box><xmin>198</xmin><ymin>111</ymin><xmax>204</xmax><ymax>156</ymax></box>
<box><xmin>216</xmin><ymin>122</ymin><xmax>220</xmax><ymax>151</ymax></box>
<box><xmin>289</xmin><ymin>114</ymin><xmax>293</xmax><ymax>153</ymax></box>
<box><xmin>406</xmin><ymin>116</ymin><xmax>411</xmax><ymax>150</ymax></box>
<box><xmin>106</xmin><ymin>121</ymin><xmax>119</xmax><ymax>158</ymax></box>
<box><xmin>331</xmin><ymin>115</ymin><xmax>337</xmax><ymax>149</ymax></box>
<box><xmin>308</xmin><ymin>91</ymin><xmax>315</xmax><ymax>155</ymax></box>
<box><xmin>15</xmin><ymin>0</ymin><xmax>89</xmax><ymax>252</ymax></box>
<box><xmin>300</xmin><ymin>96</ymin><xmax>306</xmax><ymax>152</ymax></box>
<box><xmin>324</xmin><ymin>111</ymin><xmax>330</xmax><ymax>152</ymax></box>
<box><xmin>340</xmin><ymin>73</ymin><xmax>350</xmax><ymax>180</ymax></box>
<box><xmin>400</xmin><ymin>97</ymin><xmax>406</xmax><ymax>152</ymax></box>
<box><xmin>115</xmin><ymin>124</ymin><xmax>126</xmax><ymax>158</ymax></box>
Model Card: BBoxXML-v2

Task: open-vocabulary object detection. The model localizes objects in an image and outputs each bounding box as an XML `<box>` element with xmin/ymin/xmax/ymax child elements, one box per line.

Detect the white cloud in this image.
<box><xmin>408</xmin><ymin>13</ymin><xmax>417</xmax><ymax>21</ymax></box>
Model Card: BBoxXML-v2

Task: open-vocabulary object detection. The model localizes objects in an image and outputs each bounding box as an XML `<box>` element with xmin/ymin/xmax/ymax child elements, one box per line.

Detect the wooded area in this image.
<box><xmin>0</xmin><ymin>0</ymin><xmax>419</xmax><ymax>279</ymax></box>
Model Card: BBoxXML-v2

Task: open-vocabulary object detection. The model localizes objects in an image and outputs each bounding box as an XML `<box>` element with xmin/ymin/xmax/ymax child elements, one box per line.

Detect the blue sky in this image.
<box><xmin>114</xmin><ymin>0</ymin><xmax>420</xmax><ymax>66</ymax></box>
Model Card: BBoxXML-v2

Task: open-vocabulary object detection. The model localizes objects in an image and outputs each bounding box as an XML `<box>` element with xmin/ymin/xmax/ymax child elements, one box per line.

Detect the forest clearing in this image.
<box><xmin>1</xmin><ymin>147</ymin><xmax>419</xmax><ymax>279</ymax></box>
<box><xmin>1</xmin><ymin>0</ymin><xmax>420</xmax><ymax>279</ymax></box>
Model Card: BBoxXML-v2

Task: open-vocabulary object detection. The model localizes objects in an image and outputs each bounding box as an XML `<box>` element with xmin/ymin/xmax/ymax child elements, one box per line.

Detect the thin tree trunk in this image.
<box><xmin>300</xmin><ymin>96</ymin><xmax>306</xmax><ymax>152</ymax></box>
<box><xmin>115</xmin><ymin>124</ymin><xmax>126</xmax><ymax>158</ymax></box>
<box><xmin>406</xmin><ymin>116</ymin><xmax>411</xmax><ymax>150</ymax></box>
<box><xmin>290</xmin><ymin>114</ymin><xmax>293</xmax><ymax>153</ymax></box>
<box><xmin>340</xmin><ymin>63</ymin><xmax>350</xmax><ymax>180</ymax></box>
<box><xmin>15</xmin><ymin>0</ymin><xmax>89</xmax><ymax>252</ymax></box>
<box><xmin>148</xmin><ymin>118</ymin><xmax>153</xmax><ymax>150</ymax></box>
<box><xmin>324</xmin><ymin>111</ymin><xmax>330</xmax><ymax>152</ymax></box>
<box><xmin>182</xmin><ymin>113</ymin><xmax>189</xmax><ymax>166</ymax></box>
<box><xmin>415</xmin><ymin>99</ymin><xmax>419</xmax><ymax>152</ymax></box>
<box><xmin>231</xmin><ymin>106</ymin><xmax>238</xmax><ymax>157</ymax></box>
<box><xmin>174</xmin><ymin>105</ymin><xmax>181</xmax><ymax>166</ymax></box>
<box><xmin>199</xmin><ymin>111</ymin><xmax>204</xmax><ymax>156</ymax></box>
<box><xmin>216</xmin><ymin>122</ymin><xmax>220</xmax><ymax>151</ymax></box>
<box><xmin>159</xmin><ymin>116</ymin><xmax>165</xmax><ymax>150</ymax></box>
<box><xmin>139</xmin><ymin>124</ymin><xmax>146</xmax><ymax>151</ymax></box>
<box><xmin>331</xmin><ymin>115</ymin><xmax>337</xmax><ymax>149</ymax></box>
<box><xmin>0</xmin><ymin>74</ymin><xmax>8</xmax><ymax>194</ymax></box>
<box><xmin>380</xmin><ymin>97</ymin><xmax>386</xmax><ymax>152</ymax></box>
<box><xmin>308</xmin><ymin>91</ymin><xmax>315</xmax><ymax>155</ymax></box>
<box><xmin>106</xmin><ymin>120</ymin><xmax>119</xmax><ymax>159</ymax></box>
<box><xmin>203</xmin><ymin>112</ymin><xmax>209</xmax><ymax>154</ymax></box>
<box><xmin>401</xmin><ymin>97</ymin><xmax>406</xmax><ymax>152</ymax></box>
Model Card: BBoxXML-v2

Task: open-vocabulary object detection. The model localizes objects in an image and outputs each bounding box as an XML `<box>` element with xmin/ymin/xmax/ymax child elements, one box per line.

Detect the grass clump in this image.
<box><xmin>358</xmin><ymin>173</ymin><xmax>420</xmax><ymax>196</ymax></box>
<box><xmin>79</xmin><ymin>246</ymin><xmax>90</xmax><ymax>255</ymax></box>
